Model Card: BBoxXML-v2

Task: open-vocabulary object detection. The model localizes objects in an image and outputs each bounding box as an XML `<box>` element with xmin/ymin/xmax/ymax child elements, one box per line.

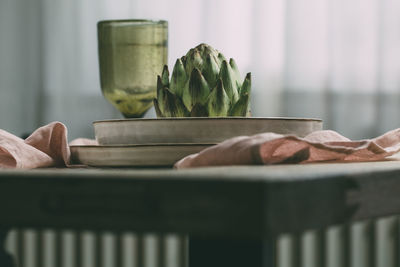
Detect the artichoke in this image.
<box><xmin>154</xmin><ymin>43</ymin><xmax>251</xmax><ymax>117</ymax></box>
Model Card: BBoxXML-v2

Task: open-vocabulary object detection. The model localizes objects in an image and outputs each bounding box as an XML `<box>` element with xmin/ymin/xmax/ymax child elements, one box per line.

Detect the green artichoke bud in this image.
<box><xmin>154</xmin><ymin>43</ymin><xmax>251</xmax><ymax>117</ymax></box>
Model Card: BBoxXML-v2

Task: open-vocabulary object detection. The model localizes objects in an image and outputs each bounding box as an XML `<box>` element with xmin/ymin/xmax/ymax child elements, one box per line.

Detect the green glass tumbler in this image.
<box><xmin>97</xmin><ymin>20</ymin><xmax>168</xmax><ymax>118</ymax></box>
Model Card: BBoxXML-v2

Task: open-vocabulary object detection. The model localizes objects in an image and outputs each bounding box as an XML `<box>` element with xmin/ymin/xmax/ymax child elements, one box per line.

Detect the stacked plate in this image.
<box><xmin>70</xmin><ymin>117</ymin><xmax>322</xmax><ymax>167</ymax></box>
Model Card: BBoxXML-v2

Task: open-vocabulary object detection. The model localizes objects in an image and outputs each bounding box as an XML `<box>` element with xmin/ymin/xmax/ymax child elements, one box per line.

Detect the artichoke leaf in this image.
<box><xmin>185</xmin><ymin>49</ymin><xmax>203</xmax><ymax>75</ymax></box>
<box><xmin>229</xmin><ymin>58</ymin><xmax>242</xmax><ymax>89</ymax></box>
<box><xmin>180</xmin><ymin>56</ymin><xmax>187</xmax><ymax>68</ymax></box>
<box><xmin>207</xmin><ymin>79</ymin><xmax>230</xmax><ymax>117</ymax></box>
<box><xmin>156</xmin><ymin>75</ymin><xmax>165</xmax><ymax>113</ymax></box>
<box><xmin>219</xmin><ymin>60</ymin><xmax>239</xmax><ymax>104</ymax></box>
<box><xmin>218</xmin><ymin>53</ymin><xmax>227</xmax><ymax>64</ymax></box>
<box><xmin>161</xmin><ymin>65</ymin><xmax>169</xmax><ymax>87</ymax></box>
<box><xmin>229</xmin><ymin>93</ymin><xmax>249</xmax><ymax>117</ymax></box>
<box><xmin>183</xmin><ymin>68</ymin><xmax>210</xmax><ymax>111</ymax></box>
<box><xmin>170</xmin><ymin>58</ymin><xmax>187</xmax><ymax>97</ymax></box>
<box><xmin>153</xmin><ymin>99</ymin><xmax>164</xmax><ymax>117</ymax></box>
<box><xmin>202</xmin><ymin>53</ymin><xmax>220</xmax><ymax>89</ymax></box>
<box><xmin>162</xmin><ymin>88</ymin><xmax>189</xmax><ymax>117</ymax></box>
<box><xmin>190</xmin><ymin>103</ymin><xmax>209</xmax><ymax>117</ymax></box>
<box><xmin>202</xmin><ymin>44</ymin><xmax>220</xmax><ymax>64</ymax></box>
<box><xmin>203</xmin><ymin>44</ymin><xmax>218</xmax><ymax>56</ymax></box>
<box><xmin>240</xmin><ymin>73</ymin><xmax>251</xmax><ymax>96</ymax></box>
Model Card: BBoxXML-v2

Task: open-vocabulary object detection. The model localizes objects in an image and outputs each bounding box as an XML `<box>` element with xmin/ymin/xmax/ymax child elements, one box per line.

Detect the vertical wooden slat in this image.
<box><xmin>4</xmin><ymin>230</ymin><xmax>16</xmax><ymax>262</ymax></box>
<box><xmin>276</xmin><ymin>235</ymin><xmax>290</xmax><ymax>267</ymax></box>
<box><xmin>0</xmin><ymin>229</ymin><xmax>14</xmax><ymax>267</ymax></box>
<box><xmin>35</xmin><ymin>230</ymin><xmax>43</xmax><ymax>267</ymax></box>
<box><xmin>178</xmin><ymin>235</ymin><xmax>187</xmax><ymax>267</ymax></box>
<box><xmin>385</xmin><ymin>217</ymin><xmax>399</xmax><ymax>267</ymax></box>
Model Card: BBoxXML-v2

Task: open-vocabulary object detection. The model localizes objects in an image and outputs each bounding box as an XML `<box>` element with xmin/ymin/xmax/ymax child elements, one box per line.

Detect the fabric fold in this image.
<box><xmin>175</xmin><ymin>129</ymin><xmax>400</xmax><ymax>169</ymax></box>
<box><xmin>0</xmin><ymin>122</ymin><xmax>71</xmax><ymax>168</ymax></box>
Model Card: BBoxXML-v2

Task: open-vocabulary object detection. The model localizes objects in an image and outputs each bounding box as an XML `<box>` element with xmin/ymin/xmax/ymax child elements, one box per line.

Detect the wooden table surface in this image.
<box><xmin>0</xmin><ymin>161</ymin><xmax>399</xmax><ymax>238</ymax></box>
<box><xmin>1</xmin><ymin>161</ymin><xmax>400</xmax><ymax>267</ymax></box>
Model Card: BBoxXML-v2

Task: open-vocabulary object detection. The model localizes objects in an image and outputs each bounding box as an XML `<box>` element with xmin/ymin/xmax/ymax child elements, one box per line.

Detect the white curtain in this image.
<box><xmin>1</xmin><ymin>0</ymin><xmax>400</xmax><ymax>140</ymax></box>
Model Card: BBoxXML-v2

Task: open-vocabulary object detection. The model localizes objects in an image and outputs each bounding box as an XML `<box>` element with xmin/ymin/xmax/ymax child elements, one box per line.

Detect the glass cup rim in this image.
<box><xmin>98</xmin><ymin>19</ymin><xmax>167</xmax><ymax>28</ymax></box>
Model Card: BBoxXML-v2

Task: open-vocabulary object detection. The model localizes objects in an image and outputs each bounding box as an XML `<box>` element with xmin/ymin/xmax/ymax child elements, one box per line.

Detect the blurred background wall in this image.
<box><xmin>1</xmin><ymin>0</ymin><xmax>400</xmax><ymax>140</ymax></box>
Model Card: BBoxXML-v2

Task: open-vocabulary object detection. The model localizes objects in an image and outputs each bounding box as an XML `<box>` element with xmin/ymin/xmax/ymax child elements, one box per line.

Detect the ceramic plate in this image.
<box><xmin>70</xmin><ymin>144</ymin><xmax>213</xmax><ymax>167</ymax></box>
<box><xmin>93</xmin><ymin>117</ymin><xmax>322</xmax><ymax>145</ymax></box>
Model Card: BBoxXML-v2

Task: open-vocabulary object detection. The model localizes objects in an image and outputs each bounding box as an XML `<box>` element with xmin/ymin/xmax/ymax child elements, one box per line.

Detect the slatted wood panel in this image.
<box><xmin>274</xmin><ymin>216</ymin><xmax>399</xmax><ymax>267</ymax></box>
<box><xmin>3</xmin><ymin>216</ymin><xmax>400</xmax><ymax>267</ymax></box>
<box><xmin>5</xmin><ymin>230</ymin><xmax>188</xmax><ymax>267</ymax></box>
<box><xmin>4</xmin><ymin>217</ymin><xmax>400</xmax><ymax>267</ymax></box>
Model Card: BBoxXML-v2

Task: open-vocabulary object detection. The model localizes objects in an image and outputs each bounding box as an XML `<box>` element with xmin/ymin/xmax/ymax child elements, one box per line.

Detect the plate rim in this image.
<box><xmin>93</xmin><ymin>116</ymin><xmax>323</xmax><ymax>124</ymax></box>
<box><xmin>70</xmin><ymin>143</ymin><xmax>216</xmax><ymax>148</ymax></box>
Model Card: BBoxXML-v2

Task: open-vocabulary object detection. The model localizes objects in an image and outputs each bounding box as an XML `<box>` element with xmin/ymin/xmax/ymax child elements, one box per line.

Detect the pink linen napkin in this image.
<box><xmin>0</xmin><ymin>122</ymin><xmax>96</xmax><ymax>169</ymax></box>
<box><xmin>174</xmin><ymin>129</ymin><xmax>400</xmax><ymax>169</ymax></box>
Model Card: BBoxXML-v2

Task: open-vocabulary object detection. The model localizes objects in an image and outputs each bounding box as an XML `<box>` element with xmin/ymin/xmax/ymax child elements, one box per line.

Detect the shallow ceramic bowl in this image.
<box><xmin>70</xmin><ymin>144</ymin><xmax>212</xmax><ymax>167</ymax></box>
<box><xmin>93</xmin><ymin>117</ymin><xmax>322</xmax><ymax>145</ymax></box>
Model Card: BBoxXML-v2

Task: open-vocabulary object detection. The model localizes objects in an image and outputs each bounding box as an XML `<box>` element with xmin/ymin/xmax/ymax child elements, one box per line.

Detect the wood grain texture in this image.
<box><xmin>0</xmin><ymin>162</ymin><xmax>399</xmax><ymax>238</ymax></box>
